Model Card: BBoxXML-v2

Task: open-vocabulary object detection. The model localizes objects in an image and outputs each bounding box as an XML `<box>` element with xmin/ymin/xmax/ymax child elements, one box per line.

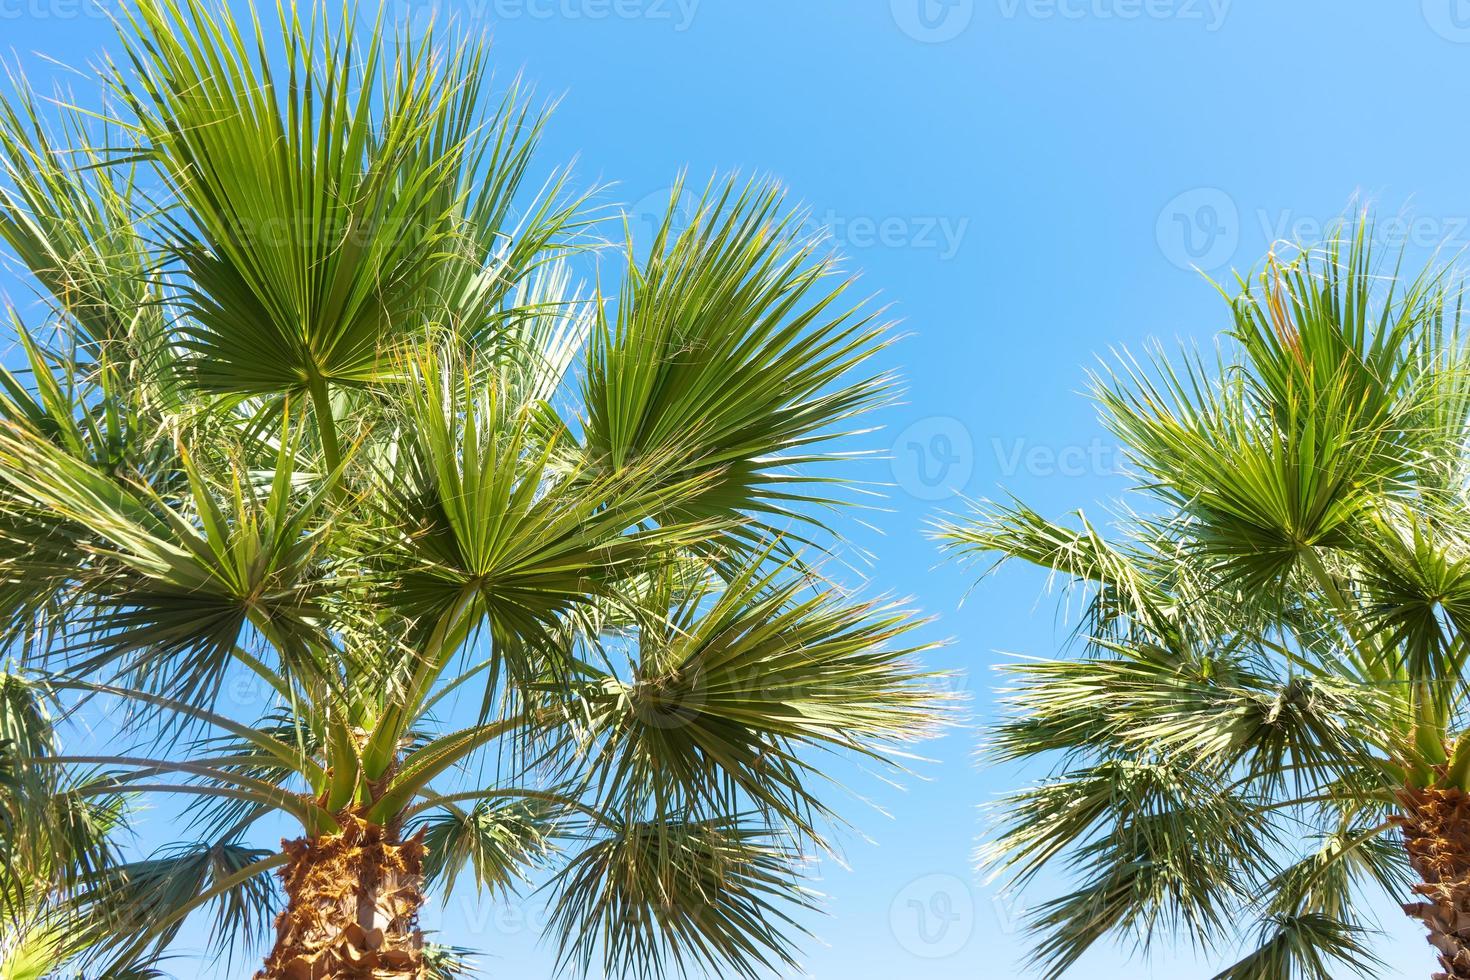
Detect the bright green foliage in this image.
<box><xmin>940</xmin><ymin>225</ymin><xmax>1470</xmax><ymax>978</ymax></box>
<box><xmin>0</xmin><ymin>1</ymin><xmax>949</xmax><ymax>976</ymax></box>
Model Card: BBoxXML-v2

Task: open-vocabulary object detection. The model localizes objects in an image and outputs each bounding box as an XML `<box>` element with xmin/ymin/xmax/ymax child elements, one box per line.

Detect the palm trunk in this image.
<box><xmin>1402</xmin><ymin>785</ymin><xmax>1470</xmax><ymax>979</ymax></box>
<box><xmin>257</xmin><ymin>813</ymin><xmax>427</xmax><ymax>980</ymax></box>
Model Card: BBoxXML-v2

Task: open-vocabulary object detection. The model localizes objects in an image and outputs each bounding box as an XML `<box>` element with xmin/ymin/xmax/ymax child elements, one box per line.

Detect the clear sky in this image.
<box><xmin>4</xmin><ymin>1</ymin><xmax>1469</xmax><ymax>977</ymax></box>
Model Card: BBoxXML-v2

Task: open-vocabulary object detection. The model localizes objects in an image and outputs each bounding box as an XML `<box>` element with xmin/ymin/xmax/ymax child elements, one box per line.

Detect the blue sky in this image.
<box><xmin>4</xmin><ymin>1</ymin><xmax>1470</xmax><ymax>977</ymax></box>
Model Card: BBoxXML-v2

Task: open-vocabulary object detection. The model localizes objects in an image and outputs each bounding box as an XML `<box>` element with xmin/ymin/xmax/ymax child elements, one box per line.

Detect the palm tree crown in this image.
<box><xmin>0</xmin><ymin>1</ymin><xmax>950</xmax><ymax>976</ymax></box>
<box><xmin>941</xmin><ymin>227</ymin><xmax>1470</xmax><ymax>980</ymax></box>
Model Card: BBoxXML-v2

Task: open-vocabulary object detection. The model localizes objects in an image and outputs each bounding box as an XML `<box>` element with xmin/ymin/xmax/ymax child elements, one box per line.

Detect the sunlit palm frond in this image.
<box><xmin>994</xmin><ymin>759</ymin><xmax>1270</xmax><ymax>979</ymax></box>
<box><xmin>417</xmin><ymin>798</ymin><xmax>558</xmax><ymax>900</ymax></box>
<box><xmin>0</xmin><ymin>78</ymin><xmax>153</xmax><ymax>352</ymax></box>
<box><xmin>0</xmin><ymin>415</ymin><xmax>335</xmax><ymax>706</ymax></box>
<box><xmin>568</xmin><ymin>552</ymin><xmax>949</xmax><ymax>838</ymax></box>
<box><xmin>362</xmin><ymin>345</ymin><xmax>723</xmax><ymax>711</ymax></box>
<box><xmin>547</xmin><ymin>815</ymin><xmax>816</xmax><ymax>980</ymax></box>
<box><xmin>110</xmin><ymin>0</ymin><xmax>470</xmax><ymax>394</ymax></box>
<box><xmin>583</xmin><ymin>177</ymin><xmax>894</xmax><ymax>546</ymax></box>
<box><xmin>1210</xmin><ymin>914</ymin><xmax>1382</xmax><ymax>980</ymax></box>
<box><xmin>60</xmin><ymin>840</ymin><xmax>280</xmax><ymax>974</ymax></box>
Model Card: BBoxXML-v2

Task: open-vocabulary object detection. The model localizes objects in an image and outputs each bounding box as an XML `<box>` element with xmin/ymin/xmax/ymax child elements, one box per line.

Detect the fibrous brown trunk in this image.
<box><xmin>1402</xmin><ymin>785</ymin><xmax>1470</xmax><ymax>979</ymax></box>
<box><xmin>257</xmin><ymin>813</ymin><xmax>427</xmax><ymax>980</ymax></box>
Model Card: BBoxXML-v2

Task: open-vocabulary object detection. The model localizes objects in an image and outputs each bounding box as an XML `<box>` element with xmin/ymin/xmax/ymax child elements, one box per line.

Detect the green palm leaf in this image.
<box><xmin>546</xmin><ymin>816</ymin><xmax>817</xmax><ymax>980</ymax></box>
<box><xmin>583</xmin><ymin>177</ymin><xmax>894</xmax><ymax>541</ymax></box>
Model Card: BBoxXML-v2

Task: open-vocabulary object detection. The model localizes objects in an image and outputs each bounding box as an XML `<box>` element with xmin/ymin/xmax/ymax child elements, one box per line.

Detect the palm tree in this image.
<box><xmin>939</xmin><ymin>226</ymin><xmax>1470</xmax><ymax>980</ymax></box>
<box><xmin>0</xmin><ymin>1</ymin><xmax>949</xmax><ymax>976</ymax></box>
